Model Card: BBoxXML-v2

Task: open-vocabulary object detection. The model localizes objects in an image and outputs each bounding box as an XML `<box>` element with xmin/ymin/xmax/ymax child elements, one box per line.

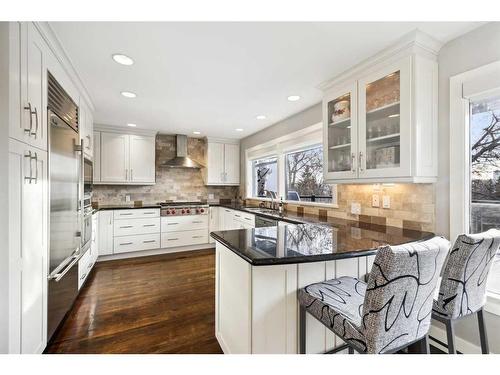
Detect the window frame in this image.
<box><xmin>245</xmin><ymin>123</ymin><xmax>338</xmax><ymax>208</ymax></box>
<box><xmin>449</xmin><ymin>60</ymin><xmax>500</xmax><ymax>314</ymax></box>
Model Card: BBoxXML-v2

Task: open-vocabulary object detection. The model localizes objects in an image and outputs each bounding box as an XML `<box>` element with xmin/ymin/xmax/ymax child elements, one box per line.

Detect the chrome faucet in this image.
<box><xmin>265</xmin><ymin>190</ymin><xmax>277</xmax><ymax>210</ymax></box>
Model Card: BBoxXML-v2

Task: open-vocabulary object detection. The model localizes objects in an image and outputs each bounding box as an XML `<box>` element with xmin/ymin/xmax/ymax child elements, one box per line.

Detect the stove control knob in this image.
<box><xmin>195</xmin><ymin>208</ymin><xmax>199</xmax><ymax>214</ymax></box>
<box><xmin>181</xmin><ymin>209</ymin><xmax>185</xmax><ymax>214</ymax></box>
<box><xmin>171</xmin><ymin>209</ymin><xmax>176</xmax><ymax>215</ymax></box>
<box><xmin>200</xmin><ymin>208</ymin><xmax>205</xmax><ymax>213</ymax></box>
<box><xmin>166</xmin><ymin>210</ymin><xmax>170</xmax><ymax>215</ymax></box>
<box><xmin>186</xmin><ymin>209</ymin><xmax>191</xmax><ymax>214</ymax></box>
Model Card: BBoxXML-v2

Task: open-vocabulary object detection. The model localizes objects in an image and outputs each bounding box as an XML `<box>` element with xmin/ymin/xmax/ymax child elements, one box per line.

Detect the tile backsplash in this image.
<box><xmin>92</xmin><ymin>134</ymin><xmax>239</xmax><ymax>204</ymax></box>
<box><xmin>247</xmin><ymin>183</ymin><xmax>435</xmax><ymax>232</ymax></box>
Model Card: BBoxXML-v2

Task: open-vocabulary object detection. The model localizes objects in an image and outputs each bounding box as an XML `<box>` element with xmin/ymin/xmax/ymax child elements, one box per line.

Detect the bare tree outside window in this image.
<box><xmin>252</xmin><ymin>157</ymin><xmax>278</xmax><ymax>198</ymax></box>
<box><xmin>285</xmin><ymin>146</ymin><xmax>332</xmax><ymax>203</ymax></box>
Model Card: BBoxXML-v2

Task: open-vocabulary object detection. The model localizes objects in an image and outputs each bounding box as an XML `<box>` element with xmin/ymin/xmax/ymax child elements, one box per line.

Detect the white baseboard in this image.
<box><xmin>429</xmin><ymin>323</ymin><xmax>482</xmax><ymax>354</ymax></box>
<box><xmin>97</xmin><ymin>243</ymin><xmax>215</xmax><ymax>262</ymax></box>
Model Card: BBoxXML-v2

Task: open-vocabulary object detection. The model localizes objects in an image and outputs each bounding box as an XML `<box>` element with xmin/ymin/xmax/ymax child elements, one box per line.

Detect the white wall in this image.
<box><xmin>436</xmin><ymin>21</ymin><xmax>500</xmax><ymax>353</ymax></box>
<box><xmin>0</xmin><ymin>22</ymin><xmax>10</xmax><ymax>353</ymax></box>
<box><xmin>437</xmin><ymin>22</ymin><xmax>500</xmax><ymax>237</ymax></box>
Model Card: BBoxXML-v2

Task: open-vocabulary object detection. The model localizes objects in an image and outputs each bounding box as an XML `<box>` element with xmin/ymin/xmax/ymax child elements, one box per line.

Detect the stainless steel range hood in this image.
<box><xmin>160</xmin><ymin>134</ymin><xmax>203</xmax><ymax>168</ymax></box>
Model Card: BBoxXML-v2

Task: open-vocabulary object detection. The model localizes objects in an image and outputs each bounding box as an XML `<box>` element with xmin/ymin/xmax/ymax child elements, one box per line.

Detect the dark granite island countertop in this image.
<box><xmin>210</xmin><ymin>222</ymin><xmax>434</xmax><ymax>266</ymax></box>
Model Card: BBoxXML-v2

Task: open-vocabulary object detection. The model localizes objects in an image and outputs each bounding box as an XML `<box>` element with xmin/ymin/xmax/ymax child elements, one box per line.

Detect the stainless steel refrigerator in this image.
<box><xmin>46</xmin><ymin>72</ymin><xmax>82</xmax><ymax>341</ymax></box>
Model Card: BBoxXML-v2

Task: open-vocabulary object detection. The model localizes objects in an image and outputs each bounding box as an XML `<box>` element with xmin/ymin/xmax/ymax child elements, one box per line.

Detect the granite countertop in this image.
<box><xmin>210</xmin><ymin>222</ymin><xmax>434</xmax><ymax>266</ymax></box>
<box><xmin>92</xmin><ymin>203</ymin><xmax>162</xmax><ymax>211</ymax></box>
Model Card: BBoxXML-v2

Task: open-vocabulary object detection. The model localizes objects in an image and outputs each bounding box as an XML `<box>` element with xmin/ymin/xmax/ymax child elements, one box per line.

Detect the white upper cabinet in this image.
<box><xmin>9</xmin><ymin>23</ymin><xmax>48</xmax><ymax>150</ymax></box>
<box><xmin>100</xmin><ymin>132</ymin><xmax>129</xmax><ymax>183</ymax></box>
<box><xmin>321</xmin><ymin>31</ymin><xmax>438</xmax><ymax>184</ymax></box>
<box><xmin>95</xmin><ymin>127</ymin><xmax>156</xmax><ymax>185</ymax></box>
<box><xmin>129</xmin><ymin>135</ymin><xmax>156</xmax><ymax>183</ymax></box>
<box><xmin>79</xmin><ymin>101</ymin><xmax>93</xmax><ymax>159</ymax></box>
<box><xmin>204</xmin><ymin>139</ymin><xmax>240</xmax><ymax>185</ymax></box>
<box><xmin>93</xmin><ymin>131</ymin><xmax>101</xmax><ymax>181</ymax></box>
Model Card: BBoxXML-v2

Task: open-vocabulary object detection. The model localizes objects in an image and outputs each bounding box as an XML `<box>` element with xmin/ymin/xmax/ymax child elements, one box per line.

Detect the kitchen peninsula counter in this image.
<box><xmin>211</xmin><ymin>221</ymin><xmax>435</xmax><ymax>354</ymax></box>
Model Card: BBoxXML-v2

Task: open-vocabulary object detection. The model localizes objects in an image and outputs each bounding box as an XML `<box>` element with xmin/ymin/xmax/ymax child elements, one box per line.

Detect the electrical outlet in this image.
<box><xmin>382</xmin><ymin>195</ymin><xmax>390</xmax><ymax>209</ymax></box>
<box><xmin>125</xmin><ymin>194</ymin><xmax>131</xmax><ymax>202</ymax></box>
<box><xmin>208</xmin><ymin>193</ymin><xmax>214</xmax><ymax>200</ymax></box>
<box><xmin>372</xmin><ymin>194</ymin><xmax>380</xmax><ymax>207</ymax></box>
<box><xmin>351</xmin><ymin>202</ymin><xmax>361</xmax><ymax>215</ymax></box>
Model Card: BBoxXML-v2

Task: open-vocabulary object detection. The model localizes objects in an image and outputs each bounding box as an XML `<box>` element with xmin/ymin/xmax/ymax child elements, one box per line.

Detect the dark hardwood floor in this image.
<box><xmin>45</xmin><ymin>249</ymin><xmax>223</xmax><ymax>354</ymax></box>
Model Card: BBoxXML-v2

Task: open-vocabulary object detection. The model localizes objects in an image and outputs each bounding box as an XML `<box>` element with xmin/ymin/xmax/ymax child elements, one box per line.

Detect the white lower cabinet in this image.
<box><xmin>78</xmin><ymin>249</ymin><xmax>92</xmax><ymax>290</ymax></box>
<box><xmin>114</xmin><ymin>233</ymin><xmax>161</xmax><ymax>254</ymax></box>
<box><xmin>98</xmin><ymin>210</ymin><xmax>114</xmax><ymax>256</ymax></box>
<box><xmin>8</xmin><ymin>138</ymin><xmax>48</xmax><ymax>354</ymax></box>
<box><xmin>209</xmin><ymin>207</ymin><xmax>220</xmax><ymax>243</ymax></box>
<box><xmin>160</xmin><ymin>215</ymin><xmax>209</xmax><ymax>248</ymax></box>
<box><xmin>161</xmin><ymin>230</ymin><xmax>209</xmax><ymax>248</ymax></box>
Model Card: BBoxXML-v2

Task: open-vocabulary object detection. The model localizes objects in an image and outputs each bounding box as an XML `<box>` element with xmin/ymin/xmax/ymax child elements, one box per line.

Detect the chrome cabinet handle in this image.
<box><xmin>120</xmin><ymin>242</ymin><xmax>133</xmax><ymax>245</ymax></box>
<box><xmin>119</xmin><ymin>225</ymin><xmax>133</xmax><ymax>228</ymax></box>
<box><xmin>351</xmin><ymin>152</ymin><xmax>356</xmax><ymax>173</ymax></box>
<box><xmin>23</xmin><ymin>102</ymin><xmax>34</xmax><ymax>135</ymax></box>
<box><xmin>167</xmin><ymin>238</ymin><xmax>179</xmax><ymax>241</ymax></box>
<box><xmin>143</xmin><ymin>224</ymin><xmax>156</xmax><ymax>227</ymax></box>
<box><xmin>192</xmin><ymin>235</ymin><xmax>203</xmax><ymax>239</ymax></box>
<box><xmin>192</xmin><ymin>220</ymin><xmax>203</xmax><ymax>224</ymax></box>
<box><xmin>33</xmin><ymin>152</ymin><xmax>38</xmax><ymax>184</ymax></box>
<box><xmin>125</xmin><ymin>169</ymin><xmax>128</xmax><ymax>180</ymax></box>
<box><xmin>24</xmin><ymin>151</ymin><xmax>34</xmax><ymax>183</ymax></box>
<box><xmin>33</xmin><ymin>107</ymin><xmax>38</xmax><ymax>138</ymax></box>
<box><xmin>359</xmin><ymin>152</ymin><xmax>364</xmax><ymax>171</ymax></box>
<box><xmin>120</xmin><ymin>213</ymin><xmax>133</xmax><ymax>216</ymax></box>
<box><xmin>143</xmin><ymin>212</ymin><xmax>155</xmax><ymax>215</ymax></box>
<box><xmin>131</xmin><ymin>169</ymin><xmax>133</xmax><ymax>180</ymax></box>
<box><xmin>80</xmin><ymin>273</ymin><xmax>87</xmax><ymax>280</ymax></box>
<box><xmin>143</xmin><ymin>240</ymin><xmax>156</xmax><ymax>243</ymax></box>
<box><xmin>87</xmin><ymin>262</ymin><xmax>92</xmax><ymax>269</ymax></box>
<box><xmin>167</xmin><ymin>223</ymin><xmax>179</xmax><ymax>225</ymax></box>
<box><xmin>244</xmin><ymin>217</ymin><xmax>252</xmax><ymax>221</ymax></box>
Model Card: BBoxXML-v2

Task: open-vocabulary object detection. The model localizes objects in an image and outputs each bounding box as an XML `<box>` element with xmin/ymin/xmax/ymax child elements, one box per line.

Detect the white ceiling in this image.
<box><xmin>51</xmin><ymin>22</ymin><xmax>482</xmax><ymax>139</ymax></box>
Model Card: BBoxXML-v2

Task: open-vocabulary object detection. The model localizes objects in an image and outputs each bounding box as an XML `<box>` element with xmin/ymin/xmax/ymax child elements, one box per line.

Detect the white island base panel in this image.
<box><xmin>215</xmin><ymin>242</ymin><xmax>376</xmax><ymax>354</ymax></box>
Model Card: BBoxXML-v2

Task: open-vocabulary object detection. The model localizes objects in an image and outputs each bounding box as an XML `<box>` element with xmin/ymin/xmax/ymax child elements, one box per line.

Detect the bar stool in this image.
<box><xmin>432</xmin><ymin>229</ymin><xmax>500</xmax><ymax>354</ymax></box>
<box><xmin>298</xmin><ymin>236</ymin><xmax>450</xmax><ymax>354</ymax></box>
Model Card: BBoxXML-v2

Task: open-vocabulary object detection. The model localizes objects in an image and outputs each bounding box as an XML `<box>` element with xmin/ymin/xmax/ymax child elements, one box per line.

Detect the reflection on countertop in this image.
<box><xmin>210</xmin><ymin>221</ymin><xmax>434</xmax><ymax>266</ymax></box>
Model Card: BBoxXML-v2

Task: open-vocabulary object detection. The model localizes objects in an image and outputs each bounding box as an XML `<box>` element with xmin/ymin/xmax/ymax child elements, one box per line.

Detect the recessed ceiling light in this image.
<box><xmin>112</xmin><ymin>54</ymin><xmax>134</xmax><ymax>66</ymax></box>
<box><xmin>127</xmin><ymin>123</ymin><xmax>137</xmax><ymax>127</ymax></box>
<box><xmin>287</xmin><ymin>95</ymin><xmax>301</xmax><ymax>102</ymax></box>
<box><xmin>121</xmin><ymin>91</ymin><xmax>137</xmax><ymax>98</ymax></box>
<box><xmin>193</xmin><ymin>131</ymin><xmax>201</xmax><ymax>135</ymax></box>
<box><xmin>235</xmin><ymin>128</ymin><xmax>243</xmax><ymax>132</ymax></box>
<box><xmin>256</xmin><ymin>115</ymin><xmax>266</xmax><ymax>120</ymax></box>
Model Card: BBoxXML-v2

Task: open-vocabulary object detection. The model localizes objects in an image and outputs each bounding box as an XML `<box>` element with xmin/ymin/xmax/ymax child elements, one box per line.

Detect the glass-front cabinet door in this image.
<box><xmin>323</xmin><ymin>82</ymin><xmax>358</xmax><ymax>180</ymax></box>
<box><xmin>358</xmin><ymin>57</ymin><xmax>411</xmax><ymax>178</ymax></box>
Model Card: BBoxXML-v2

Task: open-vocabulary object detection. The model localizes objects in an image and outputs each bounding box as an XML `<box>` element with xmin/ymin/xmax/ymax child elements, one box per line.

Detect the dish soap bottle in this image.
<box><xmin>278</xmin><ymin>197</ymin><xmax>284</xmax><ymax>214</ymax></box>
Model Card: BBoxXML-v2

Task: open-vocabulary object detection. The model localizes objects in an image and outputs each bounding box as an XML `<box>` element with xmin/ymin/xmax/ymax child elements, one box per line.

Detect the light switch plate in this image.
<box><xmin>372</xmin><ymin>194</ymin><xmax>380</xmax><ymax>207</ymax></box>
<box><xmin>383</xmin><ymin>195</ymin><xmax>390</xmax><ymax>209</ymax></box>
<box><xmin>125</xmin><ymin>195</ymin><xmax>131</xmax><ymax>202</ymax></box>
<box><xmin>208</xmin><ymin>193</ymin><xmax>214</xmax><ymax>200</ymax></box>
<box><xmin>351</xmin><ymin>202</ymin><xmax>361</xmax><ymax>215</ymax></box>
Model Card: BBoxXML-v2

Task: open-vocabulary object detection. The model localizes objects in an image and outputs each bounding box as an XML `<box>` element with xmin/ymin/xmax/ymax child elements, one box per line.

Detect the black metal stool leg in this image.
<box><xmin>477</xmin><ymin>309</ymin><xmax>489</xmax><ymax>354</ymax></box>
<box><xmin>348</xmin><ymin>346</ymin><xmax>354</xmax><ymax>354</ymax></box>
<box><xmin>420</xmin><ymin>335</ymin><xmax>430</xmax><ymax>354</ymax></box>
<box><xmin>299</xmin><ymin>304</ymin><xmax>306</xmax><ymax>354</ymax></box>
<box><xmin>445</xmin><ymin>319</ymin><xmax>456</xmax><ymax>354</ymax></box>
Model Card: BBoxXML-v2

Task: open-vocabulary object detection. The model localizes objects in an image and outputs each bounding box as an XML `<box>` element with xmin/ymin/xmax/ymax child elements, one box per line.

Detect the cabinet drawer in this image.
<box><xmin>113</xmin><ymin>217</ymin><xmax>161</xmax><ymax>236</ymax></box>
<box><xmin>161</xmin><ymin>215</ymin><xmax>209</xmax><ymax>232</ymax></box>
<box><xmin>234</xmin><ymin>211</ymin><xmax>255</xmax><ymax>226</ymax></box>
<box><xmin>113</xmin><ymin>233</ymin><xmax>161</xmax><ymax>254</ymax></box>
<box><xmin>78</xmin><ymin>250</ymin><xmax>91</xmax><ymax>290</ymax></box>
<box><xmin>161</xmin><ymin>229</ymin><xmax>209</xmax><ymax>248</ymax></box>
<box><xmin>113</xmin><ymin>208</ymin><xmax>160</xmax><ymax>220</ymax></box>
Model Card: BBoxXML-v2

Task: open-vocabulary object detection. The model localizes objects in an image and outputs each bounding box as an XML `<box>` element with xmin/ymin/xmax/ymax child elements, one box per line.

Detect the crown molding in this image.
<box><xmin>34</xmin><ymin>22</ymin><xmax>95</xmax><ymax>112</ymax></box>
<box><xmin>318</xmin><ymin>29</ymin><xmax>443</xmax><ymax>91</ymax></box>
<box><xmin>94</xmin><ymin>124</ymin><xmax>158</xmax><ymax>137</ymax></box>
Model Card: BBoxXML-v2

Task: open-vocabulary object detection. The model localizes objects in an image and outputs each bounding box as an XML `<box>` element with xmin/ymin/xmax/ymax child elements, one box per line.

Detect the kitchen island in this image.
<box><xmin>210</xmin><ymin>221</ymin><xmax>433</xmax><ymax>354</ymax></box>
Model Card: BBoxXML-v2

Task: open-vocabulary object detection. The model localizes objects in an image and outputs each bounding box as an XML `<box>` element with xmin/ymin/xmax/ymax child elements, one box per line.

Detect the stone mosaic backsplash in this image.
<box><xmin>92</xmin><ymin>134</ymin><xmax>239</xmax><ymax>205</ymax></box>
<box><xmin>247</xmin><ymin>183</ymin><xmax>435</xmax><ymax>232</ymax></box>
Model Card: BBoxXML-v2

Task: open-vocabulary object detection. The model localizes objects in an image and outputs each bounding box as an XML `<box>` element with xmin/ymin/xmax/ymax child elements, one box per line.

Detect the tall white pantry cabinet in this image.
<box><xmin>5</xmin><ymin>22</ymin><xmax>95</xmax><ymax>354</ymax></box>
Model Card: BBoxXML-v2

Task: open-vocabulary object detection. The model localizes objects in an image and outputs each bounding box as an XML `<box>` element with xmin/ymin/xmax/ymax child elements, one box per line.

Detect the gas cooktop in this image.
<box><xmin>158</xmin><ymin>201</ymin><xmax>208</xmax><ymax>216</ymax></box>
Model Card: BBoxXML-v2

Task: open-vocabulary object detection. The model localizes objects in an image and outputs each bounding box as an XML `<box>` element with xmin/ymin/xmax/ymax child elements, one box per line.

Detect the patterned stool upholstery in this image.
<box><xmin>298</xmin><ymin>236</ymin><xmax>450</xmax><ymax>354</ymax></box>
<box><xmin>432</xmin><ymin>229</ymin><xmax>500</xmax><ymax>354</ymax></box>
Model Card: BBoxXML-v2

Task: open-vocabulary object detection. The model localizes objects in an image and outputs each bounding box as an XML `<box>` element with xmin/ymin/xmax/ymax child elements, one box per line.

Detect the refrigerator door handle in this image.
<box><xmin>48</xmin><ymin>248</ymin><xmax>80</xmax><ymax>282</ymax></box>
